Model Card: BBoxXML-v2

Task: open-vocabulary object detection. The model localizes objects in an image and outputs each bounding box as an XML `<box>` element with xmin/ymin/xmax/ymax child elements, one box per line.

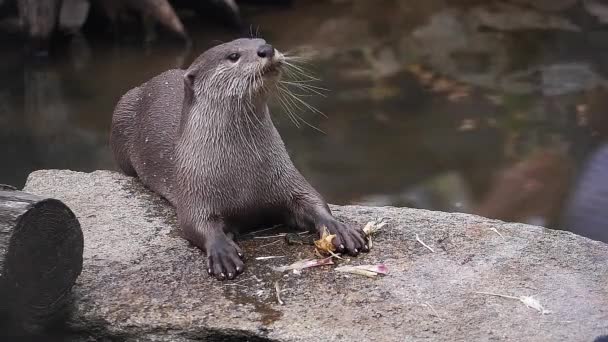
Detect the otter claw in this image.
<box><xmin>206</xmin><ymin>236</ymin><xmax>245</xmax><ymax>281</ymax></box>
<box><xmin>317</xmin><ymin>218</ymin><xmax>368</xmax><ymax>256</ymax></box>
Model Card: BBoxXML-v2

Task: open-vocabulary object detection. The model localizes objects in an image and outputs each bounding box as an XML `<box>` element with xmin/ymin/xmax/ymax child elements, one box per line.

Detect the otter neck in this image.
<box><xmin>178</xmin><ymin>93</ymin><xmax>271</xmax><ymax>144</ymax></box>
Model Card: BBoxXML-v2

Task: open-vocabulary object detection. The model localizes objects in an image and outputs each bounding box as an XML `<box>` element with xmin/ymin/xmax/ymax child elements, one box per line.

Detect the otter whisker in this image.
<box><xmin>281</xmin><ymin>78</ymin><xmax>320</xmax><ymax>84</ymax></box>
<box><xmin>283</xmin><ymin>47</ymin><xmax>318</xmax><ymax>62</ymax></box>
<box><xmin>277</xmin><ymin>85</ymin><xmax>325</xmax><ymax>133</ymax></box>
<box><xmin>275</xmin><ymin>88</ymin><xmax>302</xmax><ymax>128</ymax></box>
<box><xmin>282</xmin><ymin>67</ymin><xmax>321</xmax><ymax>89</ymax></box>
<box><xmin>283</xmin><ymin>61</ymin><xmax>321</xmax><ymax>82</ymax></box>
<box><xmin>242</xmin><ymin>105</ymin><xmax>263</xmax><ymax>163</ymax></box>
<box><xmin>235</xmin><ymin>106</ymin><xmax>262</xmax><ymax>162</ymax></box>
<box><xmin>280</xmin><ymin>85</ymin><xmax>327</xmax><ymax>119</ymax></box>
<box><xmin>277</xmin><ymin>95</ymin><xmax>301</xmax><ymax>128</ymax></box>
<box><xmin>280</xmin><ymin>81</ymin><xmax>328</xmax><ymax>97</ymax></box>
<box><xmin>281</xmin><ymin>81</ymin><xmax>328</xmax><ymax>91</ymax></box>
<box><xmin>283</xmin><ymin>68</ymin><xmax>320</xmax><ymax>84</ymax></box>
<box><xmin>283</xmin><ymin>56</ymin><xmax>314</xmax><ymax>65</ymax></box>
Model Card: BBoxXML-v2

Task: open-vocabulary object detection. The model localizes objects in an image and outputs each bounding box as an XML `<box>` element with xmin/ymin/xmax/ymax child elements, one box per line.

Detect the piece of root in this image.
<box><xmin>254</xmin><ymin>234</ymin><xmax>287</xmax><ymax>239</ymax></box>
<box><xmin>255</xmin><ymin>256</ymin><xmax>285</xmax><ymax>260</ymax></box>
<box><xmin>335</xmin><ymin>264</ymin><xmax>389</xmax><ymax>278</ymax></box>
<box><xmin>272</xmin><ymin>257</ymin><xmax>334</xmax><ymax>272</ymax></box>
<box><xmin>363</xmin><ymin>219</ymin><xmax>388</xmax><ymax>249</ymax></box>
<box><xmin>489</xmin><ymin>227</ymin><xmax>505</xmax><ymax>239</ymax></box>
<box><xmin>313</xmin><ymin>226</ymin><xmax>346</xmax><ymax>259</ymax></box>
<box><xmin>275</xmin><ymin>281</ymin><xmax>284</xmax><ymax>305</ymax></box>
<box><xmin>422</xmin><ymin>302</ymin><xmax>443</xmax><ymax>320</ymax></box>
<box><xmin>475</xmin><ymin>291</ymin><xmax>551</xmax><ymax>314</ymax></box>
<box><xmin>416</xmin><ymin>234</ymin><xmax>435</xmax><ymax>253</ymax></box>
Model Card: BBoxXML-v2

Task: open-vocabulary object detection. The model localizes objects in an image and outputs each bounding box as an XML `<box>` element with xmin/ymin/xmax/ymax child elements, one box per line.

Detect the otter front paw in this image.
<box><xmin>318</xmin><ymin>218</ymin><xmax>368</xmax><ymax>256</ymax></box>
<box><xmin>205</xmin><ymin>236</ymin><xmax>245</xmax><ymax>280</ymax></box>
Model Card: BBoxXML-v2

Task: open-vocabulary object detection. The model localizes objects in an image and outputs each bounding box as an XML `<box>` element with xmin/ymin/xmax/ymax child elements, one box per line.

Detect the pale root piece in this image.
<box><xmin>422</xmin><ymin>302</ymin><xmax>443</xmax><ymax>320</ymax></box>
<box><xmin>255</xmin><ymin>256</ymin><xmax>285</xmax><ymax>260</ymax></box>
<box><xmin>314</xmin><ymin>226</ymin><xmax>337</xmax><ymax>255</ymax></box>
<box><xmin>254</xmin><ymin>234</ymin><xmax>287</xmax><ymax>239</ymax></box>
<box><xmin>275</xmin><ymin>281</ymin><xmax>284</xmax><ymax>305</ymax></box>
<box><xmin>475</xmin><ymin>292</ymin><xmax>552</xmax><ymax>315</ymax></box>
<box><xmin>272</xmin><ymin>257</ymin><xmax>334</xmax><ymax>272</ymax></box>
<box><xmin>416</xmin><ymin>234</ymin><xmax>435</xmax><ymax>253</ymax></box>
<box><xmin>519</xmin><ymin>296</ymin><xmax>552</xmax><ymax>315</ymax></box>
<box><xmin>363</xmin><ymin>219</ymin><xmax>387</xmax><ymax>236</ymax></box>
<box><xmin>363</xmin><ymin>219</ymin><xmax>387</xmax><ymax>249</ymax></box>
<box><xmin>335</xmin><ymin>264</ymin><xmax>389</xmax><ymax>278</ymax></box>
<box><xmin>489</xmin><ymin>227</ymin><xmax>505</xmax><ymax>239</ymax></box>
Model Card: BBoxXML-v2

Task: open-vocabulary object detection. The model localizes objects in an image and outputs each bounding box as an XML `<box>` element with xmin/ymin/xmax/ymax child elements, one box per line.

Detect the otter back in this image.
<box><xmin>110</xmin><ymin>69</ymin><xmax>185</xmax><ymax>205</ymax></box>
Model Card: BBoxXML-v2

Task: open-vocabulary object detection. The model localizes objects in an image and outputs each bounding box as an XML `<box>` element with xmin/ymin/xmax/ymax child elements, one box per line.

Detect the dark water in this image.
<box><xmin>2</xmin><ymin>0</ymin><xmax>608</xmax><ymax>239</ymax></box>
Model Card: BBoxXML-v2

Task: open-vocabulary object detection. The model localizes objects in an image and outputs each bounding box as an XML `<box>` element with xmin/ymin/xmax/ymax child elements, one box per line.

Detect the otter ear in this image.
<box><xmin>184</xmin><ymin>70</ymin><xmax>196</xmax><ymax>91</ymax></box>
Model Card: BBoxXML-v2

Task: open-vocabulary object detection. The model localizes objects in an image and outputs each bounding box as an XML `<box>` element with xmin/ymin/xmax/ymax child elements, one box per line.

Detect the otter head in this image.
<box><xmin>184</xmin><ymin>38</ymin><xmax>284</xmax><ymax>103</ymax></box>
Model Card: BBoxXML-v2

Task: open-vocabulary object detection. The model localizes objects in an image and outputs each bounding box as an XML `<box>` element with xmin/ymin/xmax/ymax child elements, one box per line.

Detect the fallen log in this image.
<box><xmin>0</xmin><ymin>186</ymin><xmax>83</xmax><ymax>333</ymax></box>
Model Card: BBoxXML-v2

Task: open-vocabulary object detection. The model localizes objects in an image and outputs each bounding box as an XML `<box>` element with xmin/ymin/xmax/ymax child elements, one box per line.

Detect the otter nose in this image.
<box><xmin>257</xmin><ymin>44</ymin><xmax>275</xmax><ymax>58</ymax></box>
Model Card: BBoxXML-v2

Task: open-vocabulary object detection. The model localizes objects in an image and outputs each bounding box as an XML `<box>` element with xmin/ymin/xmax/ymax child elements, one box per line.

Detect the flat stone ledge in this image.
<box><xmin>23</xmin><ymin>169</ymin><xmax>608</xmax><ymax>341</ymax></box>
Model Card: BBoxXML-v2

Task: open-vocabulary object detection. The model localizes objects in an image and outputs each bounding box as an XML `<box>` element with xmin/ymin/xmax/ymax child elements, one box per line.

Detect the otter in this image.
<box><xmin>110</xmin><ymin>38</ymin><xmax>368</xmax><ymax>280</ymax></box>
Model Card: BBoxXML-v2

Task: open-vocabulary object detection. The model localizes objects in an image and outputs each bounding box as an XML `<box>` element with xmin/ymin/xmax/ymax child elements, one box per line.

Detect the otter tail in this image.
<box><xmin>110</xmin><ymin>86</ymin><xmax>141</xmax><ymax>177</ymax></box>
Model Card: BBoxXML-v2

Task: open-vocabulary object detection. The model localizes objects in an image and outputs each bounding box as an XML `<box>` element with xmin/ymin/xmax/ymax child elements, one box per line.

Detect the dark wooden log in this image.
<box><xmin>0</xmin><ymin>187</ymin><xmax>83</xmax><ymax>333</ymax></box>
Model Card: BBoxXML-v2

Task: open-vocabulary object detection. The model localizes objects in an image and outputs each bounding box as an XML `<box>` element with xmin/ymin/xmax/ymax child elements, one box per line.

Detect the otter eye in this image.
<box><xmin>227</xmin><ymin>53</ymin><xmax>240</xmax><ymax>62</ymax></box>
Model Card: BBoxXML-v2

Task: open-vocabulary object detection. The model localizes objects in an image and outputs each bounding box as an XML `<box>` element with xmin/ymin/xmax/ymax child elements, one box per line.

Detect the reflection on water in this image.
<box><xmin>2</xmin><ymin>0</ymin><xmax>608</xmax><ymax>242</ymax></box>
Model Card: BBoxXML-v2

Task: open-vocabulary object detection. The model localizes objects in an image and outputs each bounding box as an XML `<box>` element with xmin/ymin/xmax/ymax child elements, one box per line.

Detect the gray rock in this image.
<box><xmin>24</xmin><ymin>170</ymin><xmax>608</xmax><ymax>341</ymax></box>
<box><xmin>471</xmin><ymin>3</ymin><xmax>580</xmax><ymax>32</ymax></box>
<box><xmin>508</xmin><ymin>0</ymin><xmax>578</xmax><ymax>12</ymax></box>
<box><xmin>585</xmin><ymin>0</ymin><xmax>608</xmax><ymax>24</ymax></box>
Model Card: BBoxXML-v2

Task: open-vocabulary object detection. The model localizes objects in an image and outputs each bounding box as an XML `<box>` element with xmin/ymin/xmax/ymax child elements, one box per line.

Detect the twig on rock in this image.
<box><xmin>475</xmin><ymin>291</ymin><xmax>551</xmax><ymax>314</ymax></box>
<box><xmin>255</xmin><ymin>256</ymin><xmax>285</xmax><ymax>260</ymax></box>
<box><xmin>416</xmin><ymin>234</ymin><xmax>435</xmax><ymax>253</ymax></box>
<box><xmin>489</xmin><ymin>227</ymin><xmax>505</xmax><ymax>239</ymax></box>
<box><xmin>254</xmin><ymin>234</ymin><xmax>287</xmax><ymax>239</ymax></box>
<box><xmin>258</xmin><ymin>240</ymin><xmax>282</xmax><ymax>248</ymax></box>
<box><xmin>275</xmin><ymin>281</ymin><xmax>284</xmax><ymax>305</ymax></box>
<box><xmin>422</xmin><ymin>302</ymin><xmax>443</xmax><ymax>320</ymax></box>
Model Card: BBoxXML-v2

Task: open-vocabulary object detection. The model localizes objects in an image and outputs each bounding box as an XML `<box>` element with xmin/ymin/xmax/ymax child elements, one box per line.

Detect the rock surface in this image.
<box><xmin>24</xmin><ymin>170</ymin><xmax>608</xmax><ymax>341</ymax></box>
